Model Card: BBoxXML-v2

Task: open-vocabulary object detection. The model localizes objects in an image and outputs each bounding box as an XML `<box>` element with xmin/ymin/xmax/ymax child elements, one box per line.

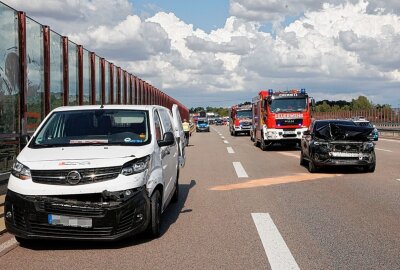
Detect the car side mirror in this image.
<box><xmin>158</xmin><ymin>132</ymin><xmax>175</xmax><ymax>147</ymax></box>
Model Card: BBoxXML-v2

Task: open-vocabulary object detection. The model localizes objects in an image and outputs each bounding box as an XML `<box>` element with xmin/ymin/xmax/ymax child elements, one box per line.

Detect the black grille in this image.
<box><xmin>13</xmin><ymin>206</ymin><xmax>26</xmax><ymax>229</ymax></box>
<box><xmin>31</xmin><ymin>166</ymin><xmax>121</xmax><ymax>185</ymax></box>
<box><xmin>38</xmin><ymin>201</ymin><xmax>106</xmax><ymax>216</ymax></box>
<box><xmin>29</xmin><ymin>222</ymin><xmax>114</xmax><ymax>237</ymax></box>
<box><xmin>115</xmin><ymin>209</ymin><xmax>135</xmax><ymax>234</ymax></box>
<box><xmin>332</xmin><ymin>144</ymin><xmax>361</xmax><ymax>153</ymax></box>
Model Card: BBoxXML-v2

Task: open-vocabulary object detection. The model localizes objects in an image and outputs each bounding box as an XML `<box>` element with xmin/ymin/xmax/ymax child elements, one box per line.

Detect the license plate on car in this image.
<box><xmin>48</xmin><ymin>214</ymin><xmax>92</xmax><ymax>228</ymax></box>
<box><xmin>284</xmin><ymin>131</ymin><xmax>296</xmax><ymax>134</ymax></box>
<box><xmin>330</xmin><ymin>152</ymin><xmax>359</xmax><ymax>157</ymax></box>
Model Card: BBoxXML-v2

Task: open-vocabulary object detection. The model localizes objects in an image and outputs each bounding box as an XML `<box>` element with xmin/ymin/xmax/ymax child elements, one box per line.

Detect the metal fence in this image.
<box><xmin>313</xmin><ymin>108</ymin><xmax>400</xmax><ymax>128</ymax></box>
<box><xmin>0</xmin><ymin>1</ymin><xmax>189</xmax><ymax>175</ymax></box>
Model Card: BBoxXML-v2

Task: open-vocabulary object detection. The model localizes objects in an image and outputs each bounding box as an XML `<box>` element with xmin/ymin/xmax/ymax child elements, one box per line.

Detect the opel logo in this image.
<box><xmin>66</xmin><ymin>171</ymin><xmax>82</xmax><ymax>185</ymax></box>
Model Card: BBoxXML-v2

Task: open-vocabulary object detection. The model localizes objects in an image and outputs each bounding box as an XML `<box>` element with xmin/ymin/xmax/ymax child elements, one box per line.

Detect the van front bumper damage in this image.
<box><xmin>4</xmin><ymin>187</ymin><xmax>150</xmax><ymax>241</ymax></box>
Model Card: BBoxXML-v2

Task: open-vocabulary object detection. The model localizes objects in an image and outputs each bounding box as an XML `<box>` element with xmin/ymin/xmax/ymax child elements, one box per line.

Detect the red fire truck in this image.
<box><xmin>251</xmin><ymin>89</ymin><xmax>314</xmax><ymax>150</ymax></box>
<box><xmin>229</xmin><ymin>104</ymin><xmax>252</xmax><ymax>136</ymax></box>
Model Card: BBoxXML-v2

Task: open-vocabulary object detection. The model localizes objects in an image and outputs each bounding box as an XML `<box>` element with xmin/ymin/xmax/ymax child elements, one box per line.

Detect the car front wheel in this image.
<box><xmin>308</xmin><ymin>159</ymin><xmax>318</xmax><ymax>173</ymax></box>
<box><xmin>300</xmin><ymin>150</ymin><xmax>307</xmax><ymax>166</ymax></box>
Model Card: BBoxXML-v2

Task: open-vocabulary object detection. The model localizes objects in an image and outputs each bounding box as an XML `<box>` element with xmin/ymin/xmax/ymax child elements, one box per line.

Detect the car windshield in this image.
<box><xmin>270</xmin><ymin>98</ymin><xmax>307</xmax><ymax>112</ymax></box>
<box><xmin>236</xmin><ymin>110</ymin><xmax>252</xmax><ymax>118</ymax></box>
<box><xmin>354</xmin><ymin>121</ymin><xmax>372</xmax><ymax>127</ymax></box>
<box><xmin>198</xmin><ymin>120</ymin><xmax>207</xmax><ymax>124</ymax></box>
<box><xmin>32</xmin><ymin>109</ymin><xmax>150</xmax><ymax>148</ymax></box>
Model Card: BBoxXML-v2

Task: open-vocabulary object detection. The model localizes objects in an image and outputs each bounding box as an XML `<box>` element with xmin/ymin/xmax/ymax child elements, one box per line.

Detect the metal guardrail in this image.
<box><xmin>377</xmin><ymin>127</ymin><xmax>400</xmax><ymax>138</ymax></box>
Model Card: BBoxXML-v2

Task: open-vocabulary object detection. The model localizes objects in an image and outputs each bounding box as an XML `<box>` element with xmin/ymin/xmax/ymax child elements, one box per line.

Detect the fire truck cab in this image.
<box><xmin>252</xmin><ymin>89</ymin><xmax>314</xmax><ymax>150</ymax></box>
<box><xmin>229</xmin><ymin>104</ymin><xmax>252</xmax><ymax>136</ymax></box>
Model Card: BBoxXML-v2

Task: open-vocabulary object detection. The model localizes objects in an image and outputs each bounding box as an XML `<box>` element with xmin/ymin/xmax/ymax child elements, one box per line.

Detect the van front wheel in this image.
<box><xmin>146</xmin><ymin>190</ymin><xmax>162</xmax><ymax>238</ymax></box>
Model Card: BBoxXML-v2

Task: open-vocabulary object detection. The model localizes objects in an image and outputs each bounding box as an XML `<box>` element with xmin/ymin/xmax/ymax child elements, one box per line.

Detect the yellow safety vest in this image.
<box><xmin>182</xmin><ymin>122</ymin><xmax>190</xmax><ymax>132</ymax></box>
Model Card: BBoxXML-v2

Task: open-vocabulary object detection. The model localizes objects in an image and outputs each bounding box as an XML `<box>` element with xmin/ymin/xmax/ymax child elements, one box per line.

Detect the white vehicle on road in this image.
<box><xmin>5</xmin><ymin>105</ymin><xmax>184</xmax><ymax>242</ymax></box>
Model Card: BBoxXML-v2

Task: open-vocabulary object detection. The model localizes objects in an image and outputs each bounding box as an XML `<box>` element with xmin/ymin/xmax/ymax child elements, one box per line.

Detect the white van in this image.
<box><xmin>5</xmin><ymin>105</ymin><xmax>185</xmax><ymax>242</ymax></box>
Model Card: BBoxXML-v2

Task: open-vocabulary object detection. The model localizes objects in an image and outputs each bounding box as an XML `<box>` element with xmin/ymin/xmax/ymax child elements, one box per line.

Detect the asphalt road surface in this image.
<box><xmin>1</xmin><ymin>126</ymin><xmax>400</xmax><ymax>269</ymax></box>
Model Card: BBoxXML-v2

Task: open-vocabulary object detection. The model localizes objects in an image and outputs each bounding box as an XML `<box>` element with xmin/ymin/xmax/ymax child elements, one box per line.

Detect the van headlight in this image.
<box><xmin>121</xmin><ymin>155</ymin><xmax>151</xmax><ymax>176</ymax></box>
<box><xmin>11</xmin><ymin>161</ymin><xmax>31</xmax><ymax>180</ymax></box>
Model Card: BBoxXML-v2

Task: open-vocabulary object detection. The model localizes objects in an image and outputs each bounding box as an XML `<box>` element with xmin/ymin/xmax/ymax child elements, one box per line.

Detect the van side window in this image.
<box><xmin>158</xmin><ymin>109</ymin><xmax>173</xmax><ymax>133</ymax></box>
<box><xmin>154</xmin><ymin>110</ymin><xmax>163</xmax><ymax>141</ymax></box>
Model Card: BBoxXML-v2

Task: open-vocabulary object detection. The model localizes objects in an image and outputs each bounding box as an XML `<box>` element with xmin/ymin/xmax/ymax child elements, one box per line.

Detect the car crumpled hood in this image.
<box><xmin>17</xmin><ymin>145</ymin><xmax>153</xmax><ymax>170</ymax></box>
<box><xmin>315</xmin><ymin>124</ymin><xmax>374</xmax><ymax>141</ymax></box>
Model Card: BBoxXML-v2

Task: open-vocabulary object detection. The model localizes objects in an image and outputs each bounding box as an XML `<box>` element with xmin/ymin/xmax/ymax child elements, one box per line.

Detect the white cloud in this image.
<box><xmin>2</xmin><ymin>0</ymin><xmax>400</xmax><ymax>107</ymax></box>
<box><xmin>229</xmin><ymin>0</ymin><xmax>400</xmax><ymax>24</ymax></box>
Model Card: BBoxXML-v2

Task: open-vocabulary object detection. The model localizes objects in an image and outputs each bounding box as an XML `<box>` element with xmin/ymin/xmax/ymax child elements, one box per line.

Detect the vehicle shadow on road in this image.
<box><xmin>300</xmin><ymin>164</ymin><xmax>373</xmax><ymax>174</ymax></box>
<box><xmin>20</xmin><ymin>180</ymin><xmax>197</xmax><ymax>251</ymax></box>
<box><xmin>265</xmin><ymin>144</ymin><xmax>301</xmax><ymax>152</ymax></box>
<box><xmin>161</xmin><ymin>179</ymin><xmax>196</xmax><ymax>234</ymax></box>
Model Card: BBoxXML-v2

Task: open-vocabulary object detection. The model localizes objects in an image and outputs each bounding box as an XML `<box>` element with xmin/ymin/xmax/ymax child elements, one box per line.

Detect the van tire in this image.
<box><xmin>15</xmin><ymin>237</ymin><xmax>33</xmax><ymax>247</ymax></box>
<box><xmin>172</xmin><ymin>170</ymin><xmax>179</xmax><ymax>203</ymax></box>
<box><xmin>146</xmin><ymin>190</ymin><xmax>162</xmax><ymax>238</ymax></box>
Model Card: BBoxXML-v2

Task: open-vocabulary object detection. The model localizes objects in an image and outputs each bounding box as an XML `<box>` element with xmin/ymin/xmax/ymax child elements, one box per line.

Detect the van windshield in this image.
<box><xmin>32</xmin><ymin>109</ymin><xmax>150</xmax><ymax>148</ymax></box>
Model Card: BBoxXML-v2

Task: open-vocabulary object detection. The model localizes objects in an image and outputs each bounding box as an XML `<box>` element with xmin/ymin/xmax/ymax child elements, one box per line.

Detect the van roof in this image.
<box><xmin>51</xmin><ymin>105</ymin><xmax>167</xmax><ymax>112</ymax></box>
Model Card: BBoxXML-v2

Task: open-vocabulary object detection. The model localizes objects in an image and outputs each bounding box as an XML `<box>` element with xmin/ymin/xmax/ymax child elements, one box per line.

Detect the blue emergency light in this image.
<box><xmin>300</xmin><ymin>88</ymin><xmax>306</xmax><ymax>94</ymax></box>
<box><xmin>268</xmin><ymin>89</ymin><xmax>273</xmax><ymax>95</ymax></box>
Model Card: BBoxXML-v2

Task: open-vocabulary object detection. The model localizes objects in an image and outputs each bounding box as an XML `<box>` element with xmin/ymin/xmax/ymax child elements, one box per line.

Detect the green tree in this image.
<box><xmin>316</xmin><ymin>101</ymin><xmax>331</xmax><ymax>112</ymax></box>
<box><xmin>351</xmin><ymin>96</ymin><xmax>373</xmax><ymax>110</ymax></box>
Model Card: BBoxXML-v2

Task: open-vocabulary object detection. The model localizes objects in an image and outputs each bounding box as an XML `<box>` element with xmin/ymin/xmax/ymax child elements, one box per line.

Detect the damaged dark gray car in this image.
<box><xmin>300</xmin><ymin>120</ymin><xmax>376</xmax><ymax>173</ymax></box>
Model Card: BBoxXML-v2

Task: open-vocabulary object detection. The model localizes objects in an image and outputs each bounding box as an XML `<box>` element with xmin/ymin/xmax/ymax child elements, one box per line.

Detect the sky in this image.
<box><xmin>3</xmin><ymin>0</ymin><xmax>400</xmax><ymax>108</ymax></box>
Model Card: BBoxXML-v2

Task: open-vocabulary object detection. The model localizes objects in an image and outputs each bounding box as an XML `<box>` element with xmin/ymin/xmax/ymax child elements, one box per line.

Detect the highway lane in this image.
<box><xmin>1</xmin><ymin>126</ymin><xmax>400</xmax><ymax>269</ymax></box>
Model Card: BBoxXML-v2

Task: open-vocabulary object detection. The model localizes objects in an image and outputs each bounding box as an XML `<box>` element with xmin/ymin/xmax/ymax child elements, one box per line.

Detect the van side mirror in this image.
<box><xmin>158</xmin><ymin>132</ymin><xmax>175</xmax><ymax>147</ymax></box>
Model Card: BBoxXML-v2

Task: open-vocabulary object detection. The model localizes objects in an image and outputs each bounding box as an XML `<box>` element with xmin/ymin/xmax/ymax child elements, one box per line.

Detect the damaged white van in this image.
<box><xmin>5</xmin><ymin>105</ymin><xmax>184</xmax><ymax>242</ymax></box>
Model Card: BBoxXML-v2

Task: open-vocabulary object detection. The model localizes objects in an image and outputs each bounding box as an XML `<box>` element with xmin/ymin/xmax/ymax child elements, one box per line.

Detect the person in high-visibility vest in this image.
<box><xmin>182</xmin><ymin>119</ymin><xmax>190</xmax><ymax>146</ymax></box>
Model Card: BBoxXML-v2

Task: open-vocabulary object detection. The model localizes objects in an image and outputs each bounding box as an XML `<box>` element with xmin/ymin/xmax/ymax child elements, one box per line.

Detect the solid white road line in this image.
<box><xmin>0</xmin><ymin>238</ymin><xmax>18</xmax><ymax>254</ymax></box>
<box><xmin>251</xmin><ymin>213</ymin><xmax>300</xmax><ymax>270</ymax></box>
<box><xmin>227</xmin><ymin>147</ymin><xmax>235</xmax><ymax>154</ymax></box>
<box><xmin>277</xmin><ymin>152</ymin><xmax>300</xmax><ymax>159</ymax></box>
<box><xmin>379</xmin><ymin>138</ymin><xmax>400</xmax><ymax>143</ymax></box>
<box><xmin>375</xmin><ymin>148</ymin><xmax>393</xmax><ymax>153</ymax></box>
<box><xmin>233</xmin><ymin>162</ymin><xmax>248</xmax><ymax>178</ymax></box>
<box><xmin>224</xmin><ymin>140</ymin><xmax>229</xmax><ymax>144</ymax></box>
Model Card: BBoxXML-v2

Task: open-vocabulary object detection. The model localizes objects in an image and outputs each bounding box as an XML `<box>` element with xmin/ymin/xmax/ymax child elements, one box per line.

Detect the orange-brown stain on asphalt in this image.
<box><xmin>209</xmin><ymin>173</ymin><xmax>342</xmax><ymax>191</ymax></box>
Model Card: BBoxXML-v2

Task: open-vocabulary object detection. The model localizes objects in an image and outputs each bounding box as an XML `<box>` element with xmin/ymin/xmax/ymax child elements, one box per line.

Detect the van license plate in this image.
<box><xmin>48</xmin><ymin>214</ymin><xmax>92</xmax><ymax>228</ymax></box>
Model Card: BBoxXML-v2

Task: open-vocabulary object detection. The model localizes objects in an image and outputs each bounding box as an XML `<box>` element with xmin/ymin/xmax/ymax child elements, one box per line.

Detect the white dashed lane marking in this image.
<box><xmin>223</xmin><ymin>140</ymin><xmax>229</xmax><ymax>144</ymax></box>
<box><xmin>251</xmin><ymin>213</ymin><xmax>300</xmax><ymax>270</ymax></box>
<box><xmin>375</xmin><ymin>148</ymin><xmax>393</xmax><ymax>153</ymax></box>
<box><xmin>227</xmin><ymin>147</ymin><xmax>235</xmax><ymax>154</ymax></box>
<box><xmin>233</xmin><ymin>162</ymin><xmax>248</xmax><ymax>178</ymax></box>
